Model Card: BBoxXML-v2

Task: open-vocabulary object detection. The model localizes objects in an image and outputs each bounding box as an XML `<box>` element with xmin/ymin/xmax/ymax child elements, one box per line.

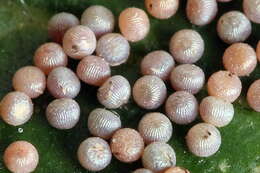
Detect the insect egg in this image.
<box><xmin>222</xmin><ymin>43</ymin><xmax>257</xmax><ymax>76</ymax></box>
<box><xmin>200</xmin><ymin>96</ymin><xmax>234</xmax><ymax>127</ymax></box>
<box><xmin>0</xmin><ymin>91</ymin><xmax>33</xmax><ymax>126</ymax></box>
<box><xmin>256</xmin><ymin>41</ymin><xmax>260</xmax><ymax>62</ymax></box>
<box><xmin>217</xmin><ymin>0</ymin><xmax>232</xmax><ymax>2</ymax></box>
<box><xmin>165</xmin><ymin>91</ymin><xmax>198</xmax><ymax>125</ymax></box>
<box><xmin>243</xmin><ymin>0</ymin><xmax>260</xmax><ymax>24</ymax></box>
<box><xmin>12</xmin><ymin>66</ymin><xmax>46</xmax><ymax>98</ymax></box>
<box><xmin>164</xmin><ymin>167</ymin><xmax>190</xmax><ymax>173</ymax></box>
<box><xmin>63</xmin><ymin>25</ymin><xmax>96</xmax><ymax>60</ymax></box>
<box><xmin>47</xmin><ymin>67</ymin><xmax>81</xmax><ymax>99</ymax></box>
<box><xmin>170</xmin><ymin>64</ymin><xmax>205</xmax><ymax>94</ymax></box>
<box><xmin>97</xmin><ymin>75</ymin><xmax>131</xmax><ymax>109</ymax></box>
<box><xmin>186</xmin><ymin>0</ymin><xmax>218</xmax><ymax>26</ymax></box>
<box><xmin>81</xmin><ymin>5</ymin><xmax>115</xmax><ymax>38</ymax></box>
<box><xmin>145</xmin><ymin>0</ymin><xmax>179</xmax><ymax>19</ymax></box>
<box><xmin>96</xmin><ymin>33</ymin><xmax>130</xmax><ymax>66</ymax></box>
<box><xmin>169</xmin><ymin>29</ymin><xmax>204</xmax><ymax>64</ymax></box>
<box><xmin>48</xmin><ymin>12</ymin><xmax>79</xmax><ymax>43</ymax></box>
<box><xmin>207</xmin><ymin>70</ymin><xmax>242</xmax><ymax>102</ymax></box>
<box><xmin>142</xmin><ymin>142</ymin><xmax>176</xmax><ymax>172</ymax></box>
<box><xmin>133</xmin><ymin>168</ymin><xmax>153</xmax><ymax>173</ymax></box>
<box><xmin>119</xmin><ymin>7</ymin><xmax>150</xmax><ymax>42</ymax></box>
<box><xmin>186</xmin><ymin>123</ymin><xmax>221</xmax><ymax>157</ymax></box>
<box><xmin>46</xmin><ymin>98</ymin><xmax>80</xmax><ymax>129</ymax></box>
<box><xmin>247</xmin><ymin>79</ymin><xmax>260</xmax><ymax>112</ymax></box>
<box><xmin>88</xmin><ymin>108</ymin><xmax>121</xmax><ymax>139</ymax></box>
<box><xmin>110</xmin><ymin>128</ymin><xmax>144</xmax><ymax>163</ymax></box>
<box><xmin>34</xmin><ymin>42</ymin><xmax>68</xmax><ymax>75</ymax></box>
<box><xmin>77</xmin><ymin>137</ymin><xmax>112</xmax><ymax>171</ymax></box>
<box><xmin>133</xmin><ymin>75</ymin><xmax>167</xmax><ymax>110</ymax></box>
<box><xmin>141</xmin><ymin>50</ymin><xmax>175</xmax><ymax>81</ymax></box>
<box><xmin>138</xmin><ymin>112</ymin><xmax>172</xmax><ymax>144</ymax></box>
<box><xmin>76</xmin><ymin>55</ymin><xmax>111</xmax><ymax>86</ymax></box>
<box><xmin>217</xmin><ymin>11</ymin><xmax>252</xmax><ymax>44</ymax></box>
<box><xmin>4</xmin><ymin>141</ymin><xmax>39</xmax><ymax>173</ymax></box>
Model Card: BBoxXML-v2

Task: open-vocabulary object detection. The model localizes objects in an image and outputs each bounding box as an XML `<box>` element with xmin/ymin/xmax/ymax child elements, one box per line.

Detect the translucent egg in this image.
<box><xmin>247</xmin><ymin>79</ymin><xmax>260</xmax><ymax>112</ymax></box>
<box><xmin>119</xmin><ymin>7</ymin><xmax>150</xmax><ymax>42</ymax></box>
<box><xmin>34</xmin><ymin>42</ymin><xmax>68</xmax><ymax>75</ymax></box>
<box><xmin>170</xmin><ymin>64</ymin><xmax>205</xmax><ymax>94</ymax></box>
<box><xmin>169</xmin><ymin>29</ymin><xmax>204</xmax><ymax>64</ymax></box>
<box><xmin>133</xmin><ymin>75</ymin><xmax>167</xmax><ymax>110</ymax></box>
<box><xmin>110</xmin><ymin>128</ymin><xmax>144</xmax><ymax>163</ymax></box>
<box><xmin>63</xmin><ymin>25</ymin><xmax>96</xmax><ymax>60</ymax></box>
<box><xmin>48</xmin><ymin>12</ymin><xmax>79</xmax><ymax>43</ymax></box>
<box><xmin>186</xmin><ymin>123</ymin><xmax>221</xmax><ymax>157</ymax></box>
<box><xmin>47</xmin><ymin>67</ymin><xmax>81</xmax><ymax>99</ymax></box>
<box><xmin>12</xmin><ymin>66</ymin><xmax>46</xmax><ymax>98</ymax></box>
<box><xmin>207</xmin><ymin>71</ymin><xmax>242</xmax><ymax>102</ymax></box>
<box><xmin>77</xmin><ymin>137</ymin><xmax>112</xmax><ymax>171</ymax></box>
<box><xmin>133</xmin><ymin>168</ymin><xmax>153</xmax><ymax>173</ymax></box>
<box><xmin>142</xmin><ymin>142</ymin><xmax>176</xmax><ymax>172</ymax></box>
<box><xmin>88</xmin><ymin>108</ymin><xmax>121</xmax><ymax>139</ymax></box>
<box><xmin>0</xmin><ymin>91</ymin><xmax>33</xmax><ymax>126</ymax></box>
<box><xmin>222</xmin><ymin>43</ymin><xmax>257</xmax><ymax>76</ymax></box>
<box><xmin>164</xmin><ymin>167</ymin><xmax>190</xmax><ymax>173</ymax></box>
<box><xmin>96</xmin><ymin>33</ymin><xmax>130</xmax><ymax>66</ymax></box>
<box><xmin>165</xmin><ymin>91</ymin><xmax>198</xmax><ymax>124</ymax></box>
<box><xmin>97</xmin><ymin>75</ymin><xmax>131</xmax><ymax>109</ymax></box>
<box><xmin>76</xmin><ymin>55</ymin><xmax>111</xmax><ymax>86</ymax></box>
<box><xmin>217</xmin><ymin>11</ymin><xmax>252</xmax><ymax>44</ymax></box>
<box><xmin>81</xmin><ymin>5</ymin><xmax>115</xmax><ymax>38</ymax></box>
<box><xmin>141</xmin><ymin>50</ymin><xmax>175</xmax><ymax>81</ymax></box>
<box><xmin>243</xmin><ymin>0</ymin><xmax>260</xmax><ymax>24</ymax></box>
<box><xmin>145</xmin><ymin>0</ymin><xmax>179</xmax><ymax>19</ymax></box>
<box><xmin>186</xmin><ymin>0</ymin><xmax>218</xmax><ymax>26</ymax></box>
<box><xmin>138</xmin><ymin>112</ymin><xmax>172</xmax><ymax>144</ymax></box>
<box><xmin>46</xmin><ymin>98</ymin><xmax>80</xmax><ymax>129</ymax></box>
<box><xmin>200</xmin><ymin>96</ymin><xmax>234</xmax><ymax>127</ymax></box>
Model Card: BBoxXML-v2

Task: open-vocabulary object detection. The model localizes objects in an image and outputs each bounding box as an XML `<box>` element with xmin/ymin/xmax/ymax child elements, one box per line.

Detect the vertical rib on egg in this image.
<box><xmin>243</xmin><ymin>0</ymin><xmax>260</xmax><ymax>24</ymax></box>
<box><xmin>133</xmin><ymin>75</ymin><xmax>167</xmax><ymax>110</ymax></box>
<box><xmin>97</xmin><ymin>75</ymin><xmax>131</xmax><ymax>109</ymax></box>
<box><xmin>247</xmin><ymin>79</ymin><xmax>260</xmax><ymax>112</ymax></box>
<box><xmin>186</xmin><ymin>123</ymin><xmax>221</xmax><ymax>157</ymax></box>
<box><xmin>96</xmin><ymin>33</ymin><xmax>130</xmax><ymax>66</ymax></box>
<box><xmin>88</xmin><ymin>108</ymin><xmax>121</xmax><ymax>139</ymax></box>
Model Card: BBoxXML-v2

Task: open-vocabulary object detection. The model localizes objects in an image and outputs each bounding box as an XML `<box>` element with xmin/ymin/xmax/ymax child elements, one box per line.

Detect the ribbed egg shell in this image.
<box><xmin>243</xmin><ymin>0</ymin><xmax>260</xmax><ymax>24</ymax></box>
<box><xmin>200</xmin><ymin>96</ymin><xmax>234</xmax><ymax>127</ymax></box>
<box><xmin>47</xmin><ymin>67</ymin><xmax>81</xmax><ymax>99</ymax></box>
<box><xmin>110</xmin><ymin>128</ymin><xmax>144</xmax><ymax>163</ymax></box>
<box><xmin>207</xmin><ymin>71</ymin><xmax>242</xmax><ymax>103</ymax></box>
<box><xmin>76</xmin><ymin>55</ymin><xmax>111</xmax><ymax>86</ymax></box>
<box><xmin>63</xmin><ymin>25</ymin><xmax>96</xmax><ymax>60</ymax></box>
<box><xmin>169</xmin><ymin>29</ymin><xmax>204</xmax><ymax>64</ymax></box>
<box><xmin>170</xmin><ymin>64</ymin><xmax>205</xmax><ymax>94</ymax></box>
<box><xmin>165</xmin><ymin>91</ymin><xmax>198</xmax><ymax>124</ymax></box>
<box><xmin>46</xmin><ymin>98</ymin><xmax>80</xmax><ymax>129</ymax></box>
<box><xmin>247</xmin><ymin>79</ymin><xmax>260</xmax><ymax>112</ymax></box>
<box><xmin>119</xmin><ymin>7</ymin><xmax>150</xmax><ymax>42</ymax></box>
<box><xmin>77</xmin><ymin>137</ymin><xmax>112</xmax><ymax>171</ymax></box>
<box><xmin>223</xmin><ymin>43</ymin><xmax>257</xmax><ymax>76</ymax></box>
<box><xmin>96</xmin><ymin>33</ymin><xmax>130</xmax><ymax>66</ymax></box>
<box><xmin>0</xmin><ymin>91</ymin><xmax>33</xmax><ymax>126</ymax></box>
<box><xmin>133</xmin><ymin>75</ymin><xmax>167</xmax><ymax>110</ymax></box>
<box><xmin>164</xmin><ymin>167</ymin><xmax>190</xmax><ymax>173</ymax></box>
<box><xmin>186</xmin><ymin>0</ymin><xmax>218</xmax><ymax>26</ymax></box>
<box><xmin>142</xmin><ymin>142</ymin><xmax>176</xmax><ymax>172</ymax></box>
<box><xmin>48</xmin><ymin>12</ymin><xmax>79</xmax><ymax>43</ymax></box>
<box><xmin>97</xmin><ymin>75</ymin><xmax>131</xmax><ymax>109</ymax></box>
<box><xmin>217</xmin><ymin>11</ymin><xmax>252</xmax><ymax>44</ymax></box>
<box><xmin>81</xmin><ymin>5</ymin><xmax>115</xmax><ymax>38</ymax></box>
<box><xmin>186</xmin><ymin>123</ymin><xmax>221</xmax><ymax>157</ymax></box>
<box><xmin>138</xmin><ymin>112</ymin><xmax>172</xmax><ymax>144</ymax></box>
<box><xmin>141</xmin><ymin>50</ymin><xmax>175</xmax><ymax>81</ymax></box>
<box><xmin>12</xmin><ymin>66</ymin><xmax>46</xmax><ymax>99</ymax></box>
<box><xmin>88</xmin><ymin>108</ymin><xmax>121</xmax><ymax>139</ymax></box>
<box><xmin>145</xmin><ymin>0</ymin><xmax>179</xmax><ymax>19</ymax></box>
<box><xmin>133</xmin><ymin>168</ymin><xmax>153</xmax><ymax>173</ymax></box>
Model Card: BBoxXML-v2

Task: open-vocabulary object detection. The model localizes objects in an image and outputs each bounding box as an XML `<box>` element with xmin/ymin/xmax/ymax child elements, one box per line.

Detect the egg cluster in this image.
<box><xmin>1</xmin><ymin>0</ymin><xmax>260</xmax><ymax>172</ymax></box>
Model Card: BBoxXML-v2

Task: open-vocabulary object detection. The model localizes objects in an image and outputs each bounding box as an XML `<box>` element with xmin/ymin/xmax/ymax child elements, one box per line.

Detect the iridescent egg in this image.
<box><xmin>243</xmin><ymin>0</ymin><xmax>260</xmax><ymax>24</ymax></box>
<box><xmin>247</xmin><ymin>79</ymin><xmax>260</xmax><ymax>112</ymax></box>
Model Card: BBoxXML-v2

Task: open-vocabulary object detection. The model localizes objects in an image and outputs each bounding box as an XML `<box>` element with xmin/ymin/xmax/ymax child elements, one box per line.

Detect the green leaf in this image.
<box><xmin>0</xmin><ymin>0</ymin><xmax>260</xmax><ymax>172</ymax></box>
